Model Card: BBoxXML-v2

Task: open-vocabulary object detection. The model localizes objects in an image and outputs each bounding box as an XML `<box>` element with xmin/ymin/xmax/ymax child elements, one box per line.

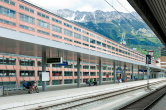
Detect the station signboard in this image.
<box><xmin>46</xmin><ymin>57</ymin><xmax>62</xmax><ymax>64</ymax></box>
<box><xmin>146</xmin><ymin>55</ymin><xmax>151</xmax><ymax>64</ymax></box>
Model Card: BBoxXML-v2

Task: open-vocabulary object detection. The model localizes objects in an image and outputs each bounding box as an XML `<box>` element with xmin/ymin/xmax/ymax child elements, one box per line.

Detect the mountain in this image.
<box><xmin>55</xmin><ymin>9</ymin><xmax>162</xmax><ymax>58</ymax></box>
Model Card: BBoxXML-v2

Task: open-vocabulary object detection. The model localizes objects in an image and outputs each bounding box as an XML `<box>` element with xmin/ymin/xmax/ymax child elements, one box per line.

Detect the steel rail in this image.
<box><xmin>35</xmin><ymin>80</ymin><xmax>166</xmax><ymax>110</ymax></box>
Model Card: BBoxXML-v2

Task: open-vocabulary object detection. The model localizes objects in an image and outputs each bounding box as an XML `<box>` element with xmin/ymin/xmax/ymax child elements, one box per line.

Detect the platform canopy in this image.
<box><xmin>0</xmin><ymin>27</ymin><xmax>165</xmax><ymax>71</ymax></box>
<box><xmin>128</xmin><ymin>0</ymin><xmax>166</xmax><ymax>47</ymax></box>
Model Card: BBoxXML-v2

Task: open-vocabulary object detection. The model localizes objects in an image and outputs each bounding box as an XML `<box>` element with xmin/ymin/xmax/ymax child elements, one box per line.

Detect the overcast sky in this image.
<box><xmin>28</xmin><ymin>0</ymin><xmax>135</xmax><ymax>13</ymax></box>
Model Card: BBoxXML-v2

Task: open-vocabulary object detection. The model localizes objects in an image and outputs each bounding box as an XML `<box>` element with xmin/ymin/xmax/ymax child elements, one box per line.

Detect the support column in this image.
<box><xmin>147</xmin><ymin>66</ymin><xmax>150</xmax><ymax>89</ymax></box>
<box><xmin>113</xmin><ymin>62</ymin><xmax>116</xmax><ymax>83</ymax></box>
<box><xmin>150</xmin><ymin>69</ymin><xmax>152</xmax><ymax>79</ymax></box>
<box><xmin>42</xmin><ymin>47</ymin><xmax>46</xmax><ymax>91</ymax></box>
<box><xmin>132</xmin><ymin>65</ymin><xmax>134</xmax><ymax>81</ymax></box>
<box><xmin>138</xmin><ymin>66</ymin><xmax>140</xmax><ymax>80</ymax></box>
<box><xmin>124</xmin><ymin>64</ymin><xmax>126</xmax><ymax>82</ymax></box>
<box><xmin>99</xmin><ymin>58</ymin><xmax>102</xmax><ymax>85</ymax></box>
<box><xmin>77</xmin><ymin>54</ymin><xmax>81</xmax><ymax>88</ymax></box>
<box><xmin>143</xmin><ymin>69</ymin><xmax>145</xmax><ymax>80</ymax></box>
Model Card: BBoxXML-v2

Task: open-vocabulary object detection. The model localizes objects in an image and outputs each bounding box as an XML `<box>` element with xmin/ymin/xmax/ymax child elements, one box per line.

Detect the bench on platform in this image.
<box><xmin>4</xmin><ymin>84</ymin><xmax>26</xmax><ymax>95</ymax></box>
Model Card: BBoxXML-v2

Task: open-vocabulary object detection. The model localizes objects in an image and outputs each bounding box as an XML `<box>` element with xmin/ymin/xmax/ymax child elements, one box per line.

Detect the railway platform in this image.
<box><xmin>0</xmin><ymin>78</ymin><xmax>166</xmax><ymax>110</ymax></box>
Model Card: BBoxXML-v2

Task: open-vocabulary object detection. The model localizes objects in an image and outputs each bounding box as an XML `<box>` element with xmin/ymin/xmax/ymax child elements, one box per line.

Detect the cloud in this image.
<box><xmin>28</xmin><ymin>0</ymin><xmax>135</xmax><ymax>13</ymax></box>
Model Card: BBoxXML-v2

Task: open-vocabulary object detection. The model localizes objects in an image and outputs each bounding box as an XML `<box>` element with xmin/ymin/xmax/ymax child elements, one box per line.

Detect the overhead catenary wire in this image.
<box><xmin>104</xmin><ymin>0</ymin><xmax>163</xmax><ymax>48</ymax></box>
<box><xmin>104</xmin><ymin>0</ymin><xmax>140</xmax><ymax>31</ymax></box>
<box><xmin>116</xmin><ymin>0</ymin><xmax>148</xmax><ymax>29</ymax></box>
<box><xmin>116</xmin><ymin>0</ymin><xmax>160</xmax><ymax>41</ymax></box>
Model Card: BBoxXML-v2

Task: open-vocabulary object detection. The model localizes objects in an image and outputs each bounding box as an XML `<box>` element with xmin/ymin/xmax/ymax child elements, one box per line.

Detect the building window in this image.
<box><xmin>90</xmin><ymin>39</ymin><xmax>95</xmax><ymax>44</ymax></box>
<box><xmin>90</xmin><ymin>66</ymin><xmax>96</xmax><ymax>70</ymax></box>
<box><xmin>52</xmin><ymin>34</ymin><xmax>62</xmax><ymax>39</ymax></box>
<box><xmin>83</xmin><ymin>43</ymin><xmax>89</xmax><ymax>47</ymax></box>
<box><xmin>83</xmin><ymin>65</ymin><xmax>89</xmax><ymax>69</ymax></box>
<box><xmin>19</xmin><ymin>4</ymin><xmax>34</xmax><ymax>13</ymax></box>
<box><xmin>96</xmin><ymin>36</ymin><xmax>101</xmax><ymax>40</ymax></box>
<box><xmin>83</xmin><ymin>36</ymin><xmax>89</xmax><ymax>42</ymax></box>
<box><xmin>64</xmin><ymin>29</ymin><xmax>72</xmax><ymax>37</ymax></box>
<box><xmin>74</xmin><ymin>79</ymin><xmax>78</xmax><ymax>83</ymax></box>
<box><xmin>107</xmin><ymin>45</ymin><xmax>111</xmax><ymax>49</ymax></box>
<box><xmin>90</xmin><ymin>72</ymin><xmax>96</xmax><ymax>76</ymax></box>
<box><xmin>64</xmin><ymin>71</ymin><xmax>72</xmax><ymax>76</ymax></box>
<box><xmin>52</xmin><ymin>18</ymin><xmax>62</xmax><ymax>24</ymax></box>
<box><xmin>37</xmin><ymin>61</ymin><xmax>50</xmax><ymax>67</ymax></box>
<box><xmin>0</xmin><ymin>70</ymin><xmax>16</xmax><ymax>77</ymax></box>
<box><xmin>38</xmin><ymin>81</ymin><xmax>50</xmax><ymax>86</ymax></box>
<box><xmin>64</xmin><ymin>79</ymin><xmax>73</xmax><ymax>84</ymax></box>
<box><xmin>112</xmin><ymin>47</ymin><xmax>115</xmax><ymax>50</ymax></box>
<box><xmin>83</xmin><ymin>72</ymin><xmax>89</xmax><ymax>76</ymax></box>
<box><xmin>52</xmin><ymin>25</ymin><xmax>62</xmax><ymax>33</ymax></box>
<box><xmin>64</xmin><ymin>37</ymin><xmax>72</xmax><ymax>42</ymax></box>
<box><xmin>83</xmin><ymin>79</ymin><xmax>88</xmax><ymax>83</ymax></box>
<box><xmin>19</xmin><ymin>59</ymin><xmax>35</xmax><ymax>66</ymax></box>
<box><xmin>0</xmin><ymin>6</ymin><xmax>16</xmax><ymax>18</ymax></box>
<box><xmin>1</xmin><ymin>0</ymin><xmax>16</xmax><ymax>6</ymax></box>
<box><xmin>90</xmin><ymin>33</ymin><xmax>95</xmax><ymax>37</ymax></box>
<box><xmin>37</xmin><ymin>19</ymin><xmax>49</xmax><ymax>29</ymax></box>
<box><xmin>52</xmin><ymin>64</ymin><xmax>62</xmax><ymax>68</ymax></box>
<box><xmin>0</xmin><ymin>57</ymin><xmax>16</xmax><ymax>65</ymax></box>
<box><xmin>37</xmin><ymin>29</ymin><xmax>50</xmax><ymax>36</ymax></box>
<box><xmin>19</xmin><ymin>24</ymin><xmax>35</xmax><ymax>31</ymax></box>
<box><xmin>102</xmin><ymin>43</ymin><xmax>106</xmax><ymax>47</ymax></box>
<box><xmin>96</xmin><ymin>41</ymin><xmax>101</xmax><ymax>46</ymax></box>
<box><xmin>52</xmin><ymin>80</ymin><xmax>62</xmax><ymax>85</ymax></box>
<box><xmin>74</xmin><ymin>33</ymin><xmax>81</xmax><ymax>39</ymax></box>
<box><xmin>64</xmin><ymin>23</ymin><xmax>72</xmax><ymax>28</ymax></box>
<box><xmin>37</xmin><ymin>12</ymin><xmax>49</xmax><ymax>19</ymax></box>
<box><xmin>52</xmin><ymin>71</ymin><xmax>62</xmax><ymax>76</ymax></box>
<box><xmin>74</xmin><ymin>72</ymin><xmax>81</xmax><ymax>76</ymax></box>
<box><xmin>20</xmin><ymin>70</ymin><xmax>35</xmax><ymax>77</ymax></box>
<box><xmin>0</xmin><ymin>81</ymin><xmax>16</xmax><ymax>88</ymax></box>
<box><xmin>0</xmin><ymin>18</ymin><xmax>16</xmax><ymax>26</ymax></box>
<box><xmin>19</xmin><ymin>13</ymin><xmax>35</xmax><ymax>24</ymax></box>
<box><xmin>74</xmin><ymin>27</ymin><xmax>81</xmax><ymax>32</ymax></box>
<box><xmin>102</xmin><ymin>39</ymin><xmax>106</xmax><ymax>42</ymax></box>
<box><xmin>103</xmin><ymin>67</ymin><xmax>107</xmax><ymax>70</ymax></box>
<box><xmin>103</xmin><ymin>78</ymin><xmax>106</xmax><ymax>81</ymax></box>
<box><xmin>107</xmin><ymin>67</ymin><xmax>111</xmax><ymax>70</ymax></box>
<box><xmin>97</xmin><ymin>47</ymin><xmax>101</xmax><ymax>50</ymax></box>
<box><xmin>74</xmin><ymin>40</ymin><xmax>81</xmax><ymax>44</ymax></box>
<box><xmin>82</xmin><ymin>30</ymin><xmax>89</xmax><ymax>35</ymax></box>
<box><xmin>90</xmin><ymin>45</ymin><xmax>95</xmax><ymax>48</ymax></box>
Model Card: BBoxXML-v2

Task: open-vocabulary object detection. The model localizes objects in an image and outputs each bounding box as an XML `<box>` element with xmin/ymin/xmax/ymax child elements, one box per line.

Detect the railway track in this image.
<box><xmin>35</xmin><ymin>80</ymin><xmax>166</xmax><ymax>110</ymax></box>
<box><xmin>120</xmin><ymin>82</ymin><xmax>166</xmax><ymax>110</ymax></box>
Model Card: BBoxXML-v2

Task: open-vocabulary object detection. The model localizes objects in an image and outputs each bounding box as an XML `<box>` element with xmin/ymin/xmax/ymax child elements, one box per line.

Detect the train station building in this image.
<box><xmin>0</xmin><ymin>0</ymin><xmax>165</xmax><ymax>88</ymax></box>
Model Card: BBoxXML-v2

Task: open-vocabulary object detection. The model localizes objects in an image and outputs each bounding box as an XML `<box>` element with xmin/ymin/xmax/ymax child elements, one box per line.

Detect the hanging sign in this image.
<box><xmin>58</xmin><ymin>61</ymin><xmax>68</xmax><ymax>66</ymax></box>
<box><xmin>46</xmin><ymin>57</ymin><xmax>62</xmax><ymax>64</ymax></box>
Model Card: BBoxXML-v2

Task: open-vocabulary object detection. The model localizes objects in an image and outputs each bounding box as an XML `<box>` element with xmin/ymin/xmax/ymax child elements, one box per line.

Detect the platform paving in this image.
<box><xmin>0</xmin><ymin>78</ymin><xmax>165</xmax><ymax>110</ymax></box>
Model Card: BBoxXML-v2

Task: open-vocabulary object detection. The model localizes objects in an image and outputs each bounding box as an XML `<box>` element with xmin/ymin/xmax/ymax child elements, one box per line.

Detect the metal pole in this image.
<box><xmin>113</xmin><ymin>62</ymin><xmax>116</xmax><ymax>83</ymax></box>
<box><xmin>99</xmin><ymin>58</ymin><xmax>101</xmax><ymax>85</ymax></box>
<box><xmin>147</xmin><ymin>57</ymin><xmax>150</xmax><ymax>89</ymax></box>
<box><xmin>42</xmin><ymin>47</ymin><xmax>46</xmax><ymax>91</ymax></box>
<box><xmin>77</xmin><ymin>55</ymin><xmax>81</xmax><ymax>88</ymax></box>
<box><xmin>132</xmin><ymin>65</ymin><xmax>134</xmax><ymax>81</ymax></box>
<box><xmin>124</xmin><ymin>64</ymin><xmax>126</xmax><ymax>82</ymax></box>
<box><xmin>143</xmin><ymin>69</ymin><xmax>144</xmax><ymax>80</ymax></box>
<box><xmin>138</xmin><ymin>66</ymin><xmax>140</xmax><ymax>80</ymax></box>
